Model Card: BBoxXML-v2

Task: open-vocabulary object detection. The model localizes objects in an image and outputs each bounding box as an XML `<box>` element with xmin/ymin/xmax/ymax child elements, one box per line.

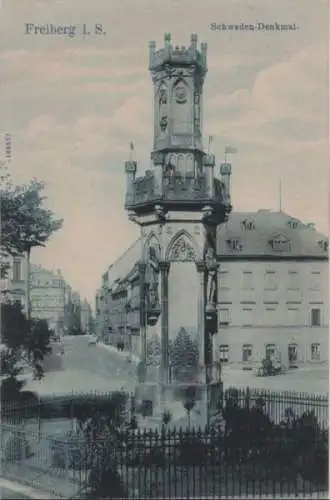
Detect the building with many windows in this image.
<box><xmin>30</xmin><ymin>265</ymin><xmax>68</xmax><ymax>335</ymax></box>
<box><xmin>214</xmin><ymin>210</ymin><xmax>328</xmax><ymax>368</ymax></box>
<box><xmin>0</xmin><ymin>255</ymin><xmax>91</xmax><ymax>336</ymax></box>
<box><xmin>96</xmin><ymin>210</ymin><xmax>328</xmax><ymax>369</ymax></box>
<box><xmin>0</xmin><ymin>253</ymin><xmax>29</xmax><ymax>309</ymax></box>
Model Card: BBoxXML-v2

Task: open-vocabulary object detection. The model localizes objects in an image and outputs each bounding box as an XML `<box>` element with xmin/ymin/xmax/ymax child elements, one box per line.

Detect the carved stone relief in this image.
<box><xmin>168</xmin><ymin>236</ymin><xmax>196</xmax><ymax>261</ymax></box>
<box><xmin>159</xmin><ymin>87</ymin><xmax>168</xmax><ymax>105</ymax></box>
<box><xmin>145</xmin><ymin>243</ymin><xmax>161</xmax><ymax>313</ymax></box>
<box><xmin>204</xmin><ymin>228</ymin><xmax>218</xmax><ymax>311</ymax></box>
<box><xmin>159</xmin><ymin>116</ymin><xmax>168</xmax><ymax>132</ymax></box>
<box><xmin>175</xmin><ymin>82</ymin><xmax>188</xmax><ymax>104</ymax></box>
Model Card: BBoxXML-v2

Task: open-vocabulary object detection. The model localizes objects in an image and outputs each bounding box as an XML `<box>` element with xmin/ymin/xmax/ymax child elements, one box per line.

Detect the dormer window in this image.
<box><xmin>287</xmin><ymin>219</ymin><xmax>299</xmax><ymax>229</ymax></box>
<box><xmin>240</xmin><ymin>219</ymin><xmax>255</xmax><ymax>231</ymax></box>
<box><xmin>226</xmin><ymin>238</ymin><xmax>243</xmax><ymax>253</ymax></box>
<box><xmin>269</xmin><ymin>234</ymin><xmax>291</xmax><ymax>252</ymax></box>
<box><xmin>318</xmin><ymin>239</ymin><xmax>328</xmax><ymax>252</ymax></box>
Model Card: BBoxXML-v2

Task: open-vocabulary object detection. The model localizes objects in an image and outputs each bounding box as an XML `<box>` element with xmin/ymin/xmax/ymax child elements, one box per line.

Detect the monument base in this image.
<box><xmin>135</xmin><ymin>375</ymin><xmax>223</xmax><ymax>430</ymax></box>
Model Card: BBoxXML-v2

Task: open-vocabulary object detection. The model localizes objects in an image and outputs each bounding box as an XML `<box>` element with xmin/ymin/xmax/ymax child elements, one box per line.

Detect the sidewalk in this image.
<box><xmin>0</xmin><ymin>477</ymin><xmax>58</xmax><ymax>499</ymax></box>
<box><xmin>96</xmin><ymin>341</ymin><xmax>140</xmax><ymax>364</ymax></box>
<box><xmin>0</xmin><ymin>461</ymin><xmax>83</xmax><ymax>499</ymax></box>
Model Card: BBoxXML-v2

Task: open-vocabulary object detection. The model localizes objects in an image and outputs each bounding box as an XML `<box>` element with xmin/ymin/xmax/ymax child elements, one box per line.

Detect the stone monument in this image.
<box><xmin>124</xmin><ymin>33</ymin><xmax>232</xmax><ymax>427</ymax></box>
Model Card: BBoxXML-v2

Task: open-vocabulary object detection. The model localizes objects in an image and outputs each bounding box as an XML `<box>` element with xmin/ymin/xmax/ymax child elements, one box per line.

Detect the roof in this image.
<box><xmin>217</xmin><ymin>210</ymin><xmax>328</xmax><ymax>259</ymax></box>
<box><xmin>103</xmin><ymin>211</ymin><xmax>328</xmax><ymax>288</ymax></box>
<box><xmin>107</xmin><ymin>238</ymin><xmax>141</xmax><ymax>285</ymax></box>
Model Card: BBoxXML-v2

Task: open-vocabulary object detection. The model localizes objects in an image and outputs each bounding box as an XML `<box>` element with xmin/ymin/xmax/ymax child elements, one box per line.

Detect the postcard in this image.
<box><xmin>1</xmin><ymin>0</ymin><xmax>328</xmax><ymax>498</ymax></box>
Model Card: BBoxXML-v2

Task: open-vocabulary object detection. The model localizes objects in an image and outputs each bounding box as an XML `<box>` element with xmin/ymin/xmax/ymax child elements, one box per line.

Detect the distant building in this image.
<box><xmin>81</xmin><ymin>298</ymin><xmax>93</xmax><ymax>334</ymax></box>
<box><xmin>0</xmin><ymin>256</ymin><xmax>87</xmax><ymax>337</ymax></box>
<box><xmin>30</xmin><ymin>265</ymin><xmax>67</xmax><ymax>335</ymax></box>
<box><xmin>96</xmin><ymin>210</ymin><xmax>328</xmax><ymax>369</ymax></box>
<box><xmin>0</xmin><ymin>253</ymin><xmax>28</xmax><ymax>309</ymax></box>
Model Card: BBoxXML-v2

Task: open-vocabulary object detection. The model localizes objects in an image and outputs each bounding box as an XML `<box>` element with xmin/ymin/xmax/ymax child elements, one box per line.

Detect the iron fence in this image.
<box><xmin>223</xmin><ymin>386</ymin><xmax>329</xmax><ymax>428</ymax></box>
<box><xmin>0</xmin><ymin>421</ymin><xmax>327</xmax><ymax>499</ymax></box>
<box><xmin>0</xmin><ymin>386</ymin><xmax>328</xmax><ymax>498</ymax></box>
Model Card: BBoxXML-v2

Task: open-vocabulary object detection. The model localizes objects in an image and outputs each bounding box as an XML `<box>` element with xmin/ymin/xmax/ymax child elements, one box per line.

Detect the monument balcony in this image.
<box><xmin>125</xmin><ymin>171</ymin><xmax>231</xmax><ymax>215</ymax></box>
<box><xmin>149</xmin><ymin>47</ymin><xmax>207</xmax><ymax>73</ymax></box>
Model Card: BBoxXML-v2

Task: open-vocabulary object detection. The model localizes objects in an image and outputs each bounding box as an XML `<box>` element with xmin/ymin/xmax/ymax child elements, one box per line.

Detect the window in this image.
<box><xmin>264</xmin><ymin>306</ymin><xmax>277</xmax><ymax>326</ymax></box>
<box><xmin>311</xmin><ymin>308</ymin><xmax>321</xmax><ymax>326</ymax></box>
<box><xmin>218</xmin><ymin>271</ymin><xmax>229</xmax><ymax>289</ymax></box>
<box><xmin>218</xmin><ymin>308</ymin><xmax>230</xmax><ymax>326</ymax></box>
<box><xmin>226</xmin><ymin>238</ymin><xmax>243</xmax><ymax>253</ymax></box>
<box><xmin>288</xmin><ymin>343</ymin><xmax>298</xmax><ymax>363</ymax></box>
<box><xmin>241</xmin><ymin>219</ymin><xmax>255</xmax><ymax>231</ymax></box>
<box><xmin>264</xmin><ymin>271</ymin><xmax>277</xmax><ymax>290</ymax></box>
<box><xmin>242</xmin><ymin>307</ymin><xmax>253</xmax><ymax>326</ymax></box>
<box><xmin>12</xmin><ymin>260</ymin><xmax>21</xmax><ymax>281</ymax></box>
<box><xmin>219</xmin><ymin>344</ymin><xmax>229</xmax><ymax>363</ymax></box>
<box><xmin>287</xmin><ymin>271</ymin><xmax>299</xmax><ymax>291</ymax></box>
<box><xmin>318</xmin><ymin>239</ymin><xmax>328</xmax><ymax>252</ymax></box>
<box><xmin>265</xmin><ymin>343</ymin><xmax>276</xmax><ymax>360</ymax></box>
<box><xmin>287</xmin><ymin>219</ymin><xmax>300</xmax><ymax>229</ymax></box>
<box><xmin>309</xmin><ymin>272</ymin><xmax>321</xmax><ymax>291</ymax></box>
<box><xmin>242</xmin><ymin>344</ymin><xmax>252</xmax><ymax>362</ymax></box>
<box><xmin>241</xmin><ymin>271</ymin><xmax>253</xmax><ymax>290</ymax></box>
<box><xmin>1</xmin><ymin>264</ymin><xmax>7</xmax><ymax>279</ymax></box>
<box><xmin>269</xmin><ymin>234</ymin><xmax>291</xmax><ymax>252</ymax></box>
<box><xmin>311</xmin><ymin>343</ymin><xmax>320</xmax><ymax>361</ymax></box>
<box><xmin>287</xmin><ymin>307</ymin><xmax>300</xmax><ymax>325</ymax></box>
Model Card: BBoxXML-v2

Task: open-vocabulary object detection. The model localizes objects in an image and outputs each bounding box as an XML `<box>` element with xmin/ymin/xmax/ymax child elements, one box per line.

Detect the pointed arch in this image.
<box><xmin>171</xmin><ymin>78</ymin><xmax>189</xmax><ymax>104</ymax></box>
<box><xmin>166</xmin><ymin>229</ymin><xmax>199</xmax><ymax>262</ymax></box>
<box><xmin>158</xmin><ymin>81</ymin><xmax>168</xmax><ymax>105</ymax></box>
<box><xmin>143</xmin><ymin>231</ymin><xmax>161</xmax><ymax>261</ymax></box>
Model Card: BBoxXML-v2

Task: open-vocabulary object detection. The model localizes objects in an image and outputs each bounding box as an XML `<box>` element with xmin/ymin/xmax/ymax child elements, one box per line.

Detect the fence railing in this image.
<box><xmin>223</xmin><ymin>386</ymin><xmax>329</xmax><ymax>428</ymax></box>
<box><xmin>0</xmin><ymin>419</ymin><xmax>328</xmax><ymax>499</ymax></box>
<box><xmin>1</xmin><ymin>386</ymin><xmax>329</xmax><ymax>498</ymax></box>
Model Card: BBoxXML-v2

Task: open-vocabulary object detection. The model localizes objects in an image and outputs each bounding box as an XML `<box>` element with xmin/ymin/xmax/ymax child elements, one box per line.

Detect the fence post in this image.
<box><xmin>20</xmin><ymin>429</ymin><xmax>26</xmax><ymax>462</ymax></box>
<box><xmin>38</xmin><ymin>395</ymin><xmax>41</xmax><ymax>440</ymax></box>
<box><xmin>64</xmin><ymin>441</ymin><xmax>70</xmax><ymax>479</ymax></box>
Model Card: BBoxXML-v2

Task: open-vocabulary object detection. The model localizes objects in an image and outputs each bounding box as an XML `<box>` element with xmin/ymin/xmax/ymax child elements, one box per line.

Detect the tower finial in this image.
<box><xmin>164</xmin><ymin>32</ymin><xmax>171</xmax><ymax>45</ymax></box>
<box><xmin>191</xmin><ymin>33</ymin><xmax>198</xmax><ymax>45</ymax></box>
<box><xmin>129</xmin><ymin>141</ymin><xmax>135</xmax><ymax>161</ymax></box>
<box><xmin>279</xmin><ymin>179</ymin><xmax>282</xmax><ymax>212</ymax></box>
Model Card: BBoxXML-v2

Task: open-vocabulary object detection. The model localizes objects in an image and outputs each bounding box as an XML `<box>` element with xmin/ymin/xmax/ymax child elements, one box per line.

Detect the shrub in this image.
<box><xmin>50</xmin><ymin>433</ymin><xmax>90</xmax><ymax>471</ymax></box>
<box><xmin>3</xmin><ymin>430</ymin><xmax>33</xmax><ymax>462</ymax></box>
<box><xmin>176</xmin><ymin>430</ymin><xmax>209</xmax><ymax>466</ymax></box>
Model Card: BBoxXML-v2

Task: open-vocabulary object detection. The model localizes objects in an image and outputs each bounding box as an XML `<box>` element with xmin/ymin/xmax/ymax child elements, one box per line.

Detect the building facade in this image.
<box><xmin>0</xmin><ymin>255</ymin><xmax>91</xmax><ymax>336</ymax></box>
<box><xmin>0</xmin><ymin>253</ymin><xmax>28</xmax><ymax>309</ymax></box>
<box><xmin>214</xmin><ymin>210</ymin><xmax>328</xmax><ymax>369</ymax></box>
<box><xmin>30</xmin><ymin>265</ymin><xmax>67</xmax><ymax>335</ymax></box>
<box><xmin>81</xmin><ymin>298</ymin><xmax>93</xmax><ymax>334</ymax></box>
<box><xmin>96</xmin><ymin>210</ymin><xmax>328</xmax><ymax>370</ymax></box>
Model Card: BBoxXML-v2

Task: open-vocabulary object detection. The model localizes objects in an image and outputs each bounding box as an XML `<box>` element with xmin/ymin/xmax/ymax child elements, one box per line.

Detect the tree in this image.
<box><xmin>170</xmin><ymin>328</ymin><xmax>199</xmax><ymax>382</ymax></box>
<box><xmin>0</xmin><ymin>173</ymin><xmax>63</xmax><ymax>316</ymax></box>
<box><xmin>0</xmin><ymin>302</ymin><xmax>52</xmax><ymax>401</ymax></box>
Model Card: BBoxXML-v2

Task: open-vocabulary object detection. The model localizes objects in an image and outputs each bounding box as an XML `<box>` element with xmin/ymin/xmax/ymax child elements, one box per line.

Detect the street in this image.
<box><xmin>23</xmin><ymin>335</ymin><xmax>329</xmax><ymax>397</ymax></box>
<box><xmin>24</xmin><ymin>335</ymin><xmax>138</xmax><ymax>397</ymax></box>
<box><xmin>0</xmin><ymin>487</ymin><xmax>29</xmax><ymax>499</ymax></box>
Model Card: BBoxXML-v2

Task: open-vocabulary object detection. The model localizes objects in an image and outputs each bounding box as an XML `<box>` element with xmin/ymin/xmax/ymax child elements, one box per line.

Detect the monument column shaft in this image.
<box><xmin>139</xmin><ymin>263</ymin><xmax>147</xmax><ymax>366</ymax></box>
<box><xmin>160</xmin><ymin>262</ymin><xmax>170</xmax><ymax>384</ymax></box>
<box><xmin>196</xmin><ymin>262</ymin><xmax>206</xmax><ymax>383</ymax></box>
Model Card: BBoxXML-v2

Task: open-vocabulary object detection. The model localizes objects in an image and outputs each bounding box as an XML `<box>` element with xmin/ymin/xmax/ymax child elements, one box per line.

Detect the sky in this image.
<box><xmin>1</xmin><ymin>0</ymin><xmax>328</xmax><ymax>304</ymax></box>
